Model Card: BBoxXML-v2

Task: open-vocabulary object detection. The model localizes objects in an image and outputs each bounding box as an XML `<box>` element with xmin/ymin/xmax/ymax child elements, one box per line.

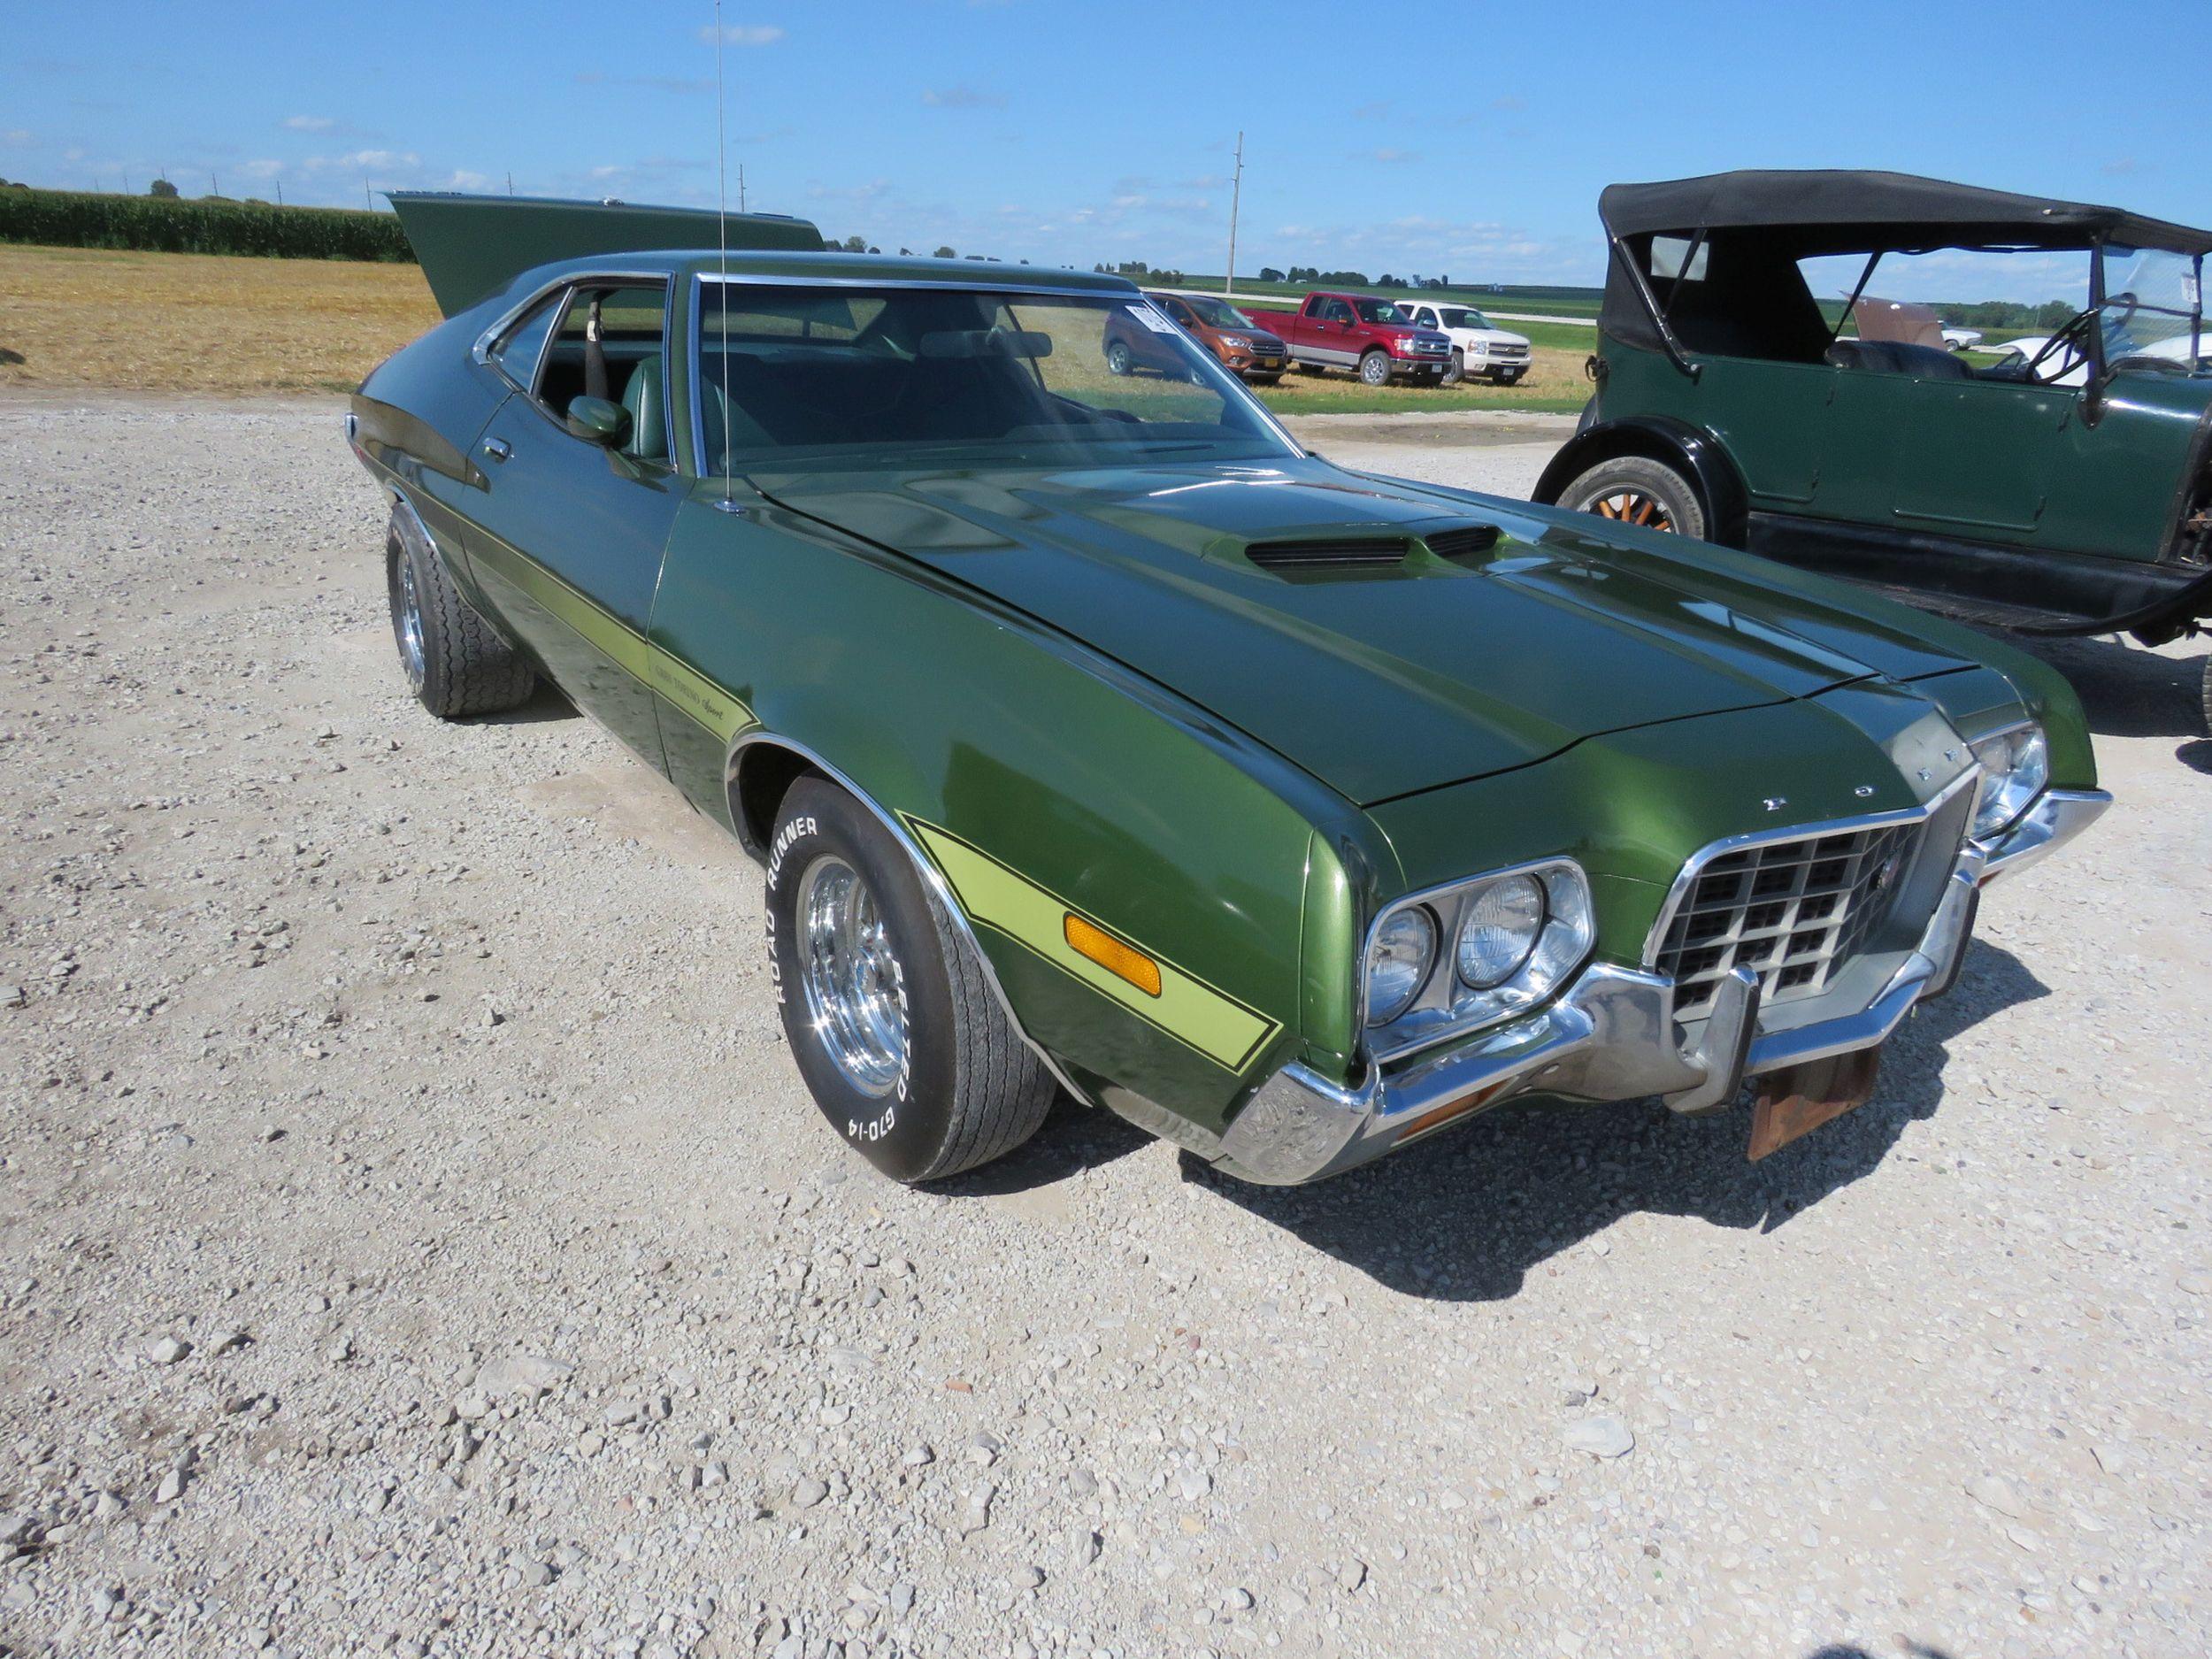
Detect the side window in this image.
<box><xmin>534</xmin><ymin>281</ymin><xmax>672</xmax><ymax>460</ymax></box>
<box><xmin>1321</xmin><ymin>298</ymin><xmax>1352</xmax><ymax>324</ymax></box>
<box><xmin>487</xmin><ymin>290</ymin><xmax>563</xmax><ymax>391</ymax></box>
<box><xmin>1417</xmin><ymin>307</ymin><xmax>1438</xmax><ymax>327</ymax></box>
<box><xmin>1650</xmin><ymin>235</ymin><xmax>1709</xmax><ymax>281</ymax></box>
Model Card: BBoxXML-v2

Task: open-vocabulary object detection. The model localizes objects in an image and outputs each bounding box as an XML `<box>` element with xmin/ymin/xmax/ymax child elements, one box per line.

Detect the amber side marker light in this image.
<box><xmin>1394</xmin><ymin>1080</ymin><xmax>1509</xmax><ymax>1145</ymax></box>
<box><xmin>1064</xmin><ymin>913</ymin><xmax>1162</xmax><ymax>998</ymax></box>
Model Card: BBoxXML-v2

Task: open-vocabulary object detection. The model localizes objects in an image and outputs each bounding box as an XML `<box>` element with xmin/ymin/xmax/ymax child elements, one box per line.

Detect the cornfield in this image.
<box><xmin>0</xmin><ymin>187</ymin><xmax>414</xmax><ymax>262</ymax></box>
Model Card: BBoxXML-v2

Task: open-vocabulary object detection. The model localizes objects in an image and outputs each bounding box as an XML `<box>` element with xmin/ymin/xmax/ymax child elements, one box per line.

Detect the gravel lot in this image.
<box><xmin>3</xmin><ymin>396</ymin><xmax>2208</xmax><ymax>1659</ymax></box>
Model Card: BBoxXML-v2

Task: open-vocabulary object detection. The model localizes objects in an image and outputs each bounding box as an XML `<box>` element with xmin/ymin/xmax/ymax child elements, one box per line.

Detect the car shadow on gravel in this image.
<box><xmin>2002</xmin><ymin>631</ymin><xmax>2206</xmax><ymax>741</ymax></box>
<box><xmin>1188</xmin><ymin>939</ymin><xmax>2047</xmax><ymax>1302</ymax></box>
<box><xmin>478</xmin><ymin>681</ymin><xmax>582</xmax><ymax>724</ymax></box>
<box><xmin>936</xmin><ymin>1094</ymin><xmax>1156</xmax><ymax>1196</ymax></box>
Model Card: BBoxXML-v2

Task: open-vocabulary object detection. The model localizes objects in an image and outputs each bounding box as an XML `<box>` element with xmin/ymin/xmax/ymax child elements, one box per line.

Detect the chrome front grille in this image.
<box><xmin>1655</xmin><ymin>821</ymin><xmax>1919</xmax><ymax>1019</ymax></box>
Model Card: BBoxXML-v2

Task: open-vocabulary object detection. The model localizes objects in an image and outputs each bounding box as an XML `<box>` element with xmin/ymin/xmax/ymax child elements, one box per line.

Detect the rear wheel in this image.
<box><xmin>766</xmin><ymin>780</ymin><xmax>1056</xmax><ymax>1183</ymax></box>
<box><xmin>1556</xmin><ymin>455</ymin><xmax>1706</xmax><ymax>539</ymax></box>
<box><xmin>385</xmin><ymin>503</ymin><xmax>536</xmax><ymax>718</ymax></box>
<box><xmin>1105</xmin><ymin>340</ymin><xmax>1133</xmax><ymax>376</ymax></box>
<box><xmin>1357</xmin><ymin>350</ymin><xmax>1392</xmax><ymax>388</ymax></box>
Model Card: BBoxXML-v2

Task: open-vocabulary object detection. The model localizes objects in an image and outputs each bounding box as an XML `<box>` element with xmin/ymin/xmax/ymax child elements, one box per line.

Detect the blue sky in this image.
<box><xmin>4</xmin><ymin>0</ymin><xmax>2205</xmax><ymax>298</ymax></box>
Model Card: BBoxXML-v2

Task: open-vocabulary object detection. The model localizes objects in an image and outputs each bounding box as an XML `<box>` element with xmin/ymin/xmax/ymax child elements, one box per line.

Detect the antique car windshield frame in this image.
<box><xmin>686</xmin><ymin>272</ymin><xmax>1305</xmax><ymax>477</ymax></box>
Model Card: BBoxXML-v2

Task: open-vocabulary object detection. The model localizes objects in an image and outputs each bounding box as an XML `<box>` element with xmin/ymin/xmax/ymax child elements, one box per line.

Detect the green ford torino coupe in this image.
<box><xmin>348</xmin><ymin>194</ymin><xmax>2108</xmax><ymax>1186</ymax></box>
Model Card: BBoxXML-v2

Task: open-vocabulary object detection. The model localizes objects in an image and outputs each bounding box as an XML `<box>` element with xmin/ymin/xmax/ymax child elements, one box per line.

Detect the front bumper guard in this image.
<box><xmin>1215</xmin><ymin>787</ymin><xmax>2110</xmax><ymax>1185</ymax></box>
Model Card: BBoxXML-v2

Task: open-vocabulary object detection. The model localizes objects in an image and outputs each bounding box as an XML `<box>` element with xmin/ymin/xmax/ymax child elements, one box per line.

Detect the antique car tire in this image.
<box><xmin>1358</xmin><ymin>350</ymin><xmax>1393</xmax><ymax>387</ymax></box>
<box><xmin>1443</xmin><ymin>349</ymin><xmax>1465</xmax><ymax>386</ymax></box>
<box><xmin>1556</xmin><ymin>456</ymin><xmax>1707</xmax><ymax>539</ymax></box>
<box><xmin>1105</xmin><ymin>341</ymin><xmax>1133</xmax><ymax>376</ymax></box>
<box><xmin>766</xmin><ymin>779</ymin><xmax>1056</xmax><ymax>1183</ymax></box>
<box><xmin>385</xmin><ymin>506</ymin><xmax>537</xmax><ymax>718</ymax></box>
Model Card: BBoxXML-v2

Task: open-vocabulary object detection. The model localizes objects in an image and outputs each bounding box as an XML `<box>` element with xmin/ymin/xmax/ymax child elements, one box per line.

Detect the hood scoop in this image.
<box><xmin>1240</xmin><ymin>521</ymin><xmax>1502</xmax><ymax>577</ymax></box>
<box><xmin>1243</xmin><ymin>535</ymin><xmax>1411</xmax><ymax>571</ymax></box>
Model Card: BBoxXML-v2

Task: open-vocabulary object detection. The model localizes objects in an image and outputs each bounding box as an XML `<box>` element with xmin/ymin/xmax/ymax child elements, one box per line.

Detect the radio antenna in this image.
<box><xmin>711</xmin><ymin>0</ymin><xmax>740</xmax><ymax>511</ymax></box>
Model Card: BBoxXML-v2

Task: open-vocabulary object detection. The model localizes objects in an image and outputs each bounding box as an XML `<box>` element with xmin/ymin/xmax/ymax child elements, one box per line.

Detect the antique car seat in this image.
<box><xmin>1823</xmin><ymin>339</ymin><xmax>1972</xmax><ymax>379</ymax></box>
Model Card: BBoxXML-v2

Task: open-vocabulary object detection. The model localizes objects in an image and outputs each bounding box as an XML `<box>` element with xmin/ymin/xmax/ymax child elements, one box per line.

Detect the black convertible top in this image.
<box><xmin>1600</xmin><ymin>170</ymin><xmax>2212</xmax><ymax>257</ymax></box>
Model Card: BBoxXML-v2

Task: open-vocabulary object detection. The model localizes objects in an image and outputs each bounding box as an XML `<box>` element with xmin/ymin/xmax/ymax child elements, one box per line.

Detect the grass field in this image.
<box><xmin>0</xmin><ymin>243</ymin><xmax>440</xmax><ymax>394</ymax></box>
<box><xmin>0</xmin><ymin>242</ymin><xmax>1590</xmax><ymax>414</ymax></box>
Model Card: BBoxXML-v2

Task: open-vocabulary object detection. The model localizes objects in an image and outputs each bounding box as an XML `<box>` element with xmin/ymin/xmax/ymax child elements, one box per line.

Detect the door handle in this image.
<box><xmin>482</xmin><ymin>437</ymin><xmax>511</xmax><ymax>463</ymax></box>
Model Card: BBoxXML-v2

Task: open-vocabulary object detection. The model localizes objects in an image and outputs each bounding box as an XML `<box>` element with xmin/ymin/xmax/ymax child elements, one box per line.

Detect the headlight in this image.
<box><xmin>1969</xmin><ymin>724</ymin><xmax>2048</xmax><ymax>840</ymax></box>
<box><xmin>1363</xmin><ymin>861</ymin><xmax>1596</xmax><ymax>1055</ymax></box>
<box><xmin>1364</xmin><ymin>907</ymin><xmax>1436</xmax><ymax>1026</ymax></box>
<box><xmin>1218</xmin><ymin>334</ymin><xmax>1249</xmax><ymax>350</ymax></box>
<box><xmin>1455</xmin><ymin>872</ymin><xmax>1544</xmax><ymax>988</ymax></box>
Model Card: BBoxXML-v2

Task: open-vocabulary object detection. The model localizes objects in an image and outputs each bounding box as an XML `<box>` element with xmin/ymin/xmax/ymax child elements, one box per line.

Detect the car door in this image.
<box><xmin>1310</xmin><ymin>297</ymin><xmax>1359</xmax><ymax>366</ymax></box>
<box><xmin>466</xmin><ymin>276</ymin><xmax>685</xmax><ymax>766</ymax></box>
<box><xmin>1848</xmin><ymin>373</ymin><xmax>2074</xmax><ymax>541</ymax></box>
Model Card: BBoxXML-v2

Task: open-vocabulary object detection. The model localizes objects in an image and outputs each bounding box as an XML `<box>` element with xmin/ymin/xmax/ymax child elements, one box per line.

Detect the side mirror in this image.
<box><xmin>565</xmin><ymin>395</ymin><xmax>631</xmax><ymax>448</ymax></box>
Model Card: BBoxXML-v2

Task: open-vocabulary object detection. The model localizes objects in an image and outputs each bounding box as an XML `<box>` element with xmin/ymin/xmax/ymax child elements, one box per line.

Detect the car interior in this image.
<box><xmin>527</xmin><ymin>284</ymin><xmax>673</xmax><ymax>463</ymax></box>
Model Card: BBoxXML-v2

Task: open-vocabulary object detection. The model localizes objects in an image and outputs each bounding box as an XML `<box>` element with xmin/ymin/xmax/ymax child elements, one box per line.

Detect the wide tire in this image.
<box><xmin>386</xmin><ymin>505</ymin><xmax>536</xmax><ymax>718</ymax></box>
<box><xmin>1442</xmin><ymin>349</ymin><xmax>1465</xmax><ymax>387</ymax></box>
<box><xmin>766</xmin><ymin>780</ymin><xmax>1056</xmax><ymax>1183</ymax></box>
<box><xmin>1556</xmin><ymin>455</ymin><xmax>1707</xmax><ymax>540</ymax></box>
<box><xmin>1357</xmin><ymin>349</ymin><xmax>1392</xmax><ymax>387</ymax></box>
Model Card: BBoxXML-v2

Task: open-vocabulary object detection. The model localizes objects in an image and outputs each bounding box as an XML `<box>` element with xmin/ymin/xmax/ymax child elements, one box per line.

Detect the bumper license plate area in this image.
<box><xmin>1747</xmin><ymin>1044</ymin><xmax>1881</xmax><ymax>1160</ymax></box>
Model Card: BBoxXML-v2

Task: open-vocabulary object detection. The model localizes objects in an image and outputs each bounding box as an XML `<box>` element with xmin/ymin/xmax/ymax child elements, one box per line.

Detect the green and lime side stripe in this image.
<box><xmin>904</xmin><ymin>818</ymin><xmax>1280</xmax><ymax>1075</ymax></box>
<box><xmin>465</xmin><ymin>525</ymin><xmax>757</xmax><ymax>746</ymax></box>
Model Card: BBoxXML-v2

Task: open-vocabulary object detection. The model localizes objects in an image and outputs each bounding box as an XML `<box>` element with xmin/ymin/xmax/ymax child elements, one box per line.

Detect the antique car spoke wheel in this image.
<box><xmin>767</xmin><ymin>779</ymin><xmax>1056</xmax><ymax>1182</ymax></box>
<box><xmin>797</xmin><ymin>855</ymin><xmax>908</xmax><ymax>1097</ymax></box>
<box><xmin>393</xmin><ymin>554</ymin><xmax>428</xmax><ymax>693</ymax></box>
<box><xmin>1593</xmin><ymin>489</ymin><xmax>1674</xmax><ymax>532</ymax></box>
<box><xmin>1558</xmin><ymin>455</ymin><xmax>1707</xmax><ymax>541</ymax></box>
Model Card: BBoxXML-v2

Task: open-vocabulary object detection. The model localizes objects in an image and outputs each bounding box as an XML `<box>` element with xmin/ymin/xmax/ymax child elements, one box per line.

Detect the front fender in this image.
<box><xmin>1531</xmin><ymin>415</ymin><xmax>1751</xmax><ymax>549</ymax></box>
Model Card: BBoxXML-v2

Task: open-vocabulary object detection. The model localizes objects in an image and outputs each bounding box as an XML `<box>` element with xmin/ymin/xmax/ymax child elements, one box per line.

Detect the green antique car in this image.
<box><xmin>1535</xmin><ymin>170</ymin><xmax>2212</xmax><ymax>728</ymax></box>
<box><xmin>348</xmin><ymin>193</ymin><xmax>2108</xmax><ymax>1187</ymax></box>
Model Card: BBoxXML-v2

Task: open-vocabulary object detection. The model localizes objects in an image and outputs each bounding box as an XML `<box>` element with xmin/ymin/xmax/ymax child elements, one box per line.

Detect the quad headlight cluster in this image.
<box><xmin>1362</xmin><ymin>859</ymin><xmax>1596</xmax><ymax>1056</ymax></box>
<box><xmin>1968</xmin><ymin>723</ymin><xmax>2048</xmax><ymax>841</ymax></box>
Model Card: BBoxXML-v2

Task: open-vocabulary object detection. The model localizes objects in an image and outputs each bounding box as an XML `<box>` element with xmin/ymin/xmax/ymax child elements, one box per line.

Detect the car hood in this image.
<box><xmin>1459</xmin><ymin>327</ymin><xmax>1530</xmax><ymax>348</ymax></box>
<box><xmin>754</xmin><ymin>457</ymin><xmax>1974</xmax><ymax>804</ymax></box>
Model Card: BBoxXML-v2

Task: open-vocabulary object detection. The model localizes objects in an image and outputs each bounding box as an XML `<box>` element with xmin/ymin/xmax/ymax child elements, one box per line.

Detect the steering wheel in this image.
<box><xmin>2022</xmin><ymin>309</ymin><xmax>2096</xmax><ymax>383</ymax></box>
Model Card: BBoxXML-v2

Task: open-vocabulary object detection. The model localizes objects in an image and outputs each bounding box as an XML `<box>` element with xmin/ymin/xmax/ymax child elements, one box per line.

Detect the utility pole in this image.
<box><xmin>1225</xmin><ymin>131</ymin><xmax>1244</xmax><ymax>299</ymax></box>
<box><xmin>506</xmin><ymin>171</ymin><xmax>514</xmax><ymax>196</ymax></box>
<box><xmin>275</xmin><ymin>179</ymin><xmax>283</xmax><ymax>206</ymax></box>
<box><xmin>365</xmin><ymin>179</ymin><xmax>372</xmax><ymax>210</ymax></box>
<box><xmin>738</xmin><ymin>163</ymin><xmax>747</xmax><ymax>214</ymax></box>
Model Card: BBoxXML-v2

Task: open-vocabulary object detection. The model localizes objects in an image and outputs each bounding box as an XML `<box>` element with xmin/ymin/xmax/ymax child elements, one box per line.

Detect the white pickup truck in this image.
<box><xmin>1394</xmin><ymin>301</ymin><xmax>1532</xmax><ymax>386</ymax></box>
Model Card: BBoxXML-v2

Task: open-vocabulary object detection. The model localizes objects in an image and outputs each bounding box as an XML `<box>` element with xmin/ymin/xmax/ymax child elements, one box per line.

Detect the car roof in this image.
<box><xmin>1600</xmin><ymin>169</ymin><xmax>2212</xmax><ymax>256</ymax></box>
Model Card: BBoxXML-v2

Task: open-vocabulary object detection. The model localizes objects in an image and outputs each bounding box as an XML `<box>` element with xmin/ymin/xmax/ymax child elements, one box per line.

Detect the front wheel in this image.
<box><xmin>1555</xmin><ymin>455</ymin><xmax>1706</xmax><ymax>539</ymax></box>
<box><xmin>766</xmin><ymin>780</ymin><xmax>1056</xmax><ymax>1183</ymax></box>
<box><xmin>1442</xmin><ymin>349</ymin><xmax>1465</xmax><ymax>387</ymax></box>
<box><xmin>1357</xmin><ymin>350</ymin><xmax>1392</xmax><ymax>387</ymax></box>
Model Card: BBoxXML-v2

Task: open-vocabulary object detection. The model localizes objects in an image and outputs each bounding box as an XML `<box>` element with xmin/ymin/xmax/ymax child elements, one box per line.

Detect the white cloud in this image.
<box><xmin>699</xmin><ymin>23</ymin><xmax>784</xmax><ymax>45</ymax></box>
<box><xmin>1</xmin><ymin>128</ymin><xmax>33</xmax><ymax>147</ymax></box>
<box><xmin>284</xmin><ymin>115</ymin><xmax>335</xmax><ymax>133</ymax></box>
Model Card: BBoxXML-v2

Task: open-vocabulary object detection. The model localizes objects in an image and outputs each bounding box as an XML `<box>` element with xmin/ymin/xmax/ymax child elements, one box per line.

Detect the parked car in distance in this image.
<box><xmin>1112</xmin><ymin>290</ymin><xmax>1287</xmax><ymax>383</ymax></box>
<box><xmin>1940</xmin><ymin>326</ymin><xmax>1984</xmax><ymax>351</ymax></box>
<box><xmin>1536</xmin><ymin>169</ymin><xmax>2212</xmax><ymax>730</ymax></box>
<box><xmin>1241</xmin><ymin>291</ymin><xmax>1454</xmax><ymax>386</ymax></box>
<box><xmin>351</xmin><ymin>191</ymin><xmax>2108</xmax><ymax>1191</ymax></box>
<box><xmin>1395</xmin><ymin>299</ymin><xmax>1533</xmax><ymax>385</ymax></box>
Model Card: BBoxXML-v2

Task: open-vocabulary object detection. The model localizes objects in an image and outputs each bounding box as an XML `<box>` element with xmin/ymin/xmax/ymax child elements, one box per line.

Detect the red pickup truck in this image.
<box><xmin>1240</xmin><ymin>292</ymin><xmax>1455</xmax><ymax>386</ymax></box>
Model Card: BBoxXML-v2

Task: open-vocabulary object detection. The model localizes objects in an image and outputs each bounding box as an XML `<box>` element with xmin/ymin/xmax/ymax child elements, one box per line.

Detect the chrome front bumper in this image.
<box><xmin>1214</xmin><ymin>787</ymin><xmax>2110</xmax><ymax>1185</ymax></box>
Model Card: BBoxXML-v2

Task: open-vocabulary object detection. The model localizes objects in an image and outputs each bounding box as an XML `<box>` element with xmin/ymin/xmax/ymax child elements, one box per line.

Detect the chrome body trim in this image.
<box><xmin>1974</xmin><ymin>787</ymin><xmax>2112</xmax><ymax>883</ymax></box>
<box><xmin>1215</xmin><ymin>826</ymin><xmax>1996</xmax><ymax>1187</ymax></box>
<box><xmin>724</xmin><ymin>731</ymin><xmax>1093</xmax><ymax>1107</ymax></box>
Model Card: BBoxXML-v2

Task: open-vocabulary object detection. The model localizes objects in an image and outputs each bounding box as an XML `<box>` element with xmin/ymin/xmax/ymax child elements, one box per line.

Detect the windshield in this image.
<box><xmin>2098</xmin><ymin>245</ymin><xmax>2207</xmax><ymax>373</ymax></box>
<box><xmin>1354</xmin><ymin>300</ymin><xmax>1409</xmax><ymax>324</ymax></box>
<box><xmin>1437</xmin><ymin>307</ymin><xmax>1494</xmax><ymax>330</ymax></box>
<box><xmin>1182</xmin><ymin>295</ymin><xmax>1255</xmax><ymax>328</ymax></box>
<box><xmin>695</xmin><ymin>283</ymin><xmax>1295</xmax><ymax>471</ymax></box>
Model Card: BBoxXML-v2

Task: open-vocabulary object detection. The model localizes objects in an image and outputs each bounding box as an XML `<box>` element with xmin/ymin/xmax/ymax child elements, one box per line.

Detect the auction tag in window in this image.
<box><xmin>2185</xmin><ymin>273</ymin><xmax>2200</xmax><ymax>306</ymax></box>
<box><xmin>1128</xmin><ymin>304</ymin><xmax>1180</xmax><ymax>334</ymax></box>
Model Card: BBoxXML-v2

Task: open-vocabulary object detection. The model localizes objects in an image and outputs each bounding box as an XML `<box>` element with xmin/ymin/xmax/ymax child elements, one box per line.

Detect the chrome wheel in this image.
<box><xmin>796</xmin><ymin>854</ymin><xmax>909</xmax><ymax>1097</ymax></box>
<box><xmin>393</xmin><ymin>549</ymin><xmax>427</xmax><ymax>691</ymax></box>
<box><xmin>1589</xmin><ymin>489</ymin><xmax>1677</xmax><ymax>532</ymax></box>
